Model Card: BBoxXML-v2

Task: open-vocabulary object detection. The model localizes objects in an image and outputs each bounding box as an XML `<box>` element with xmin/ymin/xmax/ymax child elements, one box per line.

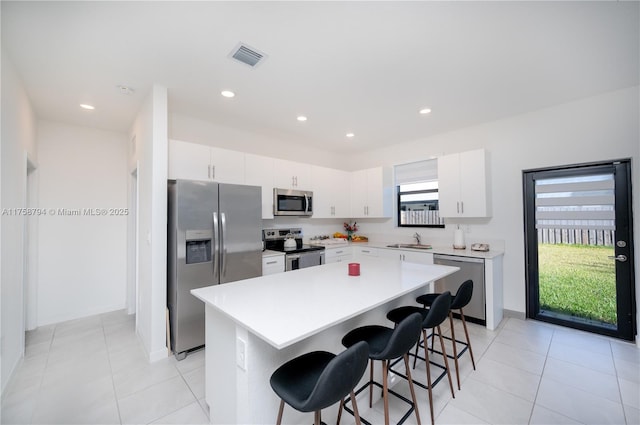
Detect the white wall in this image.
<box><xmin>170</xmin><ymin>113</ymin><xmax>343</xmax><ymax>169</ymax></box>
<box><xmin>130</xmin><ymin>86</ymin><xmax>168</xmax><ymax>362</ymax></box>
<box><xmin>35</xmin><ymin>121</ymin><xmax>128</xmax><ymax>325</ymax></box>
<box><xmin>354</xmin><ymin>86</ymin><xmax>640</xmax><ymax>315</ymax></box>
<box><xmin>1</xmin><ymin>51</ymin><xmax>37</xmax><ymax>393</ymax></box>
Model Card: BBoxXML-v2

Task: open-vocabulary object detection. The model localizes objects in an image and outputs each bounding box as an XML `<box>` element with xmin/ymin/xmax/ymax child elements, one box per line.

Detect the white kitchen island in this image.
<box><xmin>191</xmin><ymin>257</ymin><xmax>458</xmax><ymax>424</ymax></box>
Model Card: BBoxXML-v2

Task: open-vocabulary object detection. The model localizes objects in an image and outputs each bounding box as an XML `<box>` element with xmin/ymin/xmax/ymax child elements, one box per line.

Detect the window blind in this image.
<box><xmin>394</xmin><ymin>159</ymin><xmax>437</xmax><ymax>185</ymax></box>
<box><xmin>535</xmin><ymin>175</ymin><xmax>615</xmax><ymax>230</ymax></box>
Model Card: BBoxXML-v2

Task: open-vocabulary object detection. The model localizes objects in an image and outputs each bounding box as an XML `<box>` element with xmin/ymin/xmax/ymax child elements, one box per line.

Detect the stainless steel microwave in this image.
<box><xmin>273</xmin><ymin>188</ymin><xmax>313</xmax><ymax>216</ymax></box>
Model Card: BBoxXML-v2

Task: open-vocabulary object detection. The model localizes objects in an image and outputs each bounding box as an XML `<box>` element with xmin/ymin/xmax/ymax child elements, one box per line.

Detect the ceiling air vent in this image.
<box><xmin>229</xmin><ymin>43</ymin><xmax>267</xmax><ymax>68</ymax></box>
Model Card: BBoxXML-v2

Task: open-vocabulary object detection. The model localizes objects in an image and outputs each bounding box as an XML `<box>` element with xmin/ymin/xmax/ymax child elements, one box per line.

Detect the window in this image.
<box><xmin>395</xmin><ymin>159</ymin><xmax>444</xmax><ymax>227</ymax></box>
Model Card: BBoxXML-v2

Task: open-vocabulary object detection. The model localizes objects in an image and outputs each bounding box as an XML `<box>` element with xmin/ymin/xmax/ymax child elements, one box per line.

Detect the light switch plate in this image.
<box><xmin>236</xmin><ymin>337</ymin><xmax>247</xmax><ymax>371</ymax></box>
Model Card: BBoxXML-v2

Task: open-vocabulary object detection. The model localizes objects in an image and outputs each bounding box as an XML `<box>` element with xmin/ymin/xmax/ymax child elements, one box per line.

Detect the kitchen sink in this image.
<box><xmin>385</xmin><ymin>243</ymin><xmax>432</xmax><ymax>250</ymax></box>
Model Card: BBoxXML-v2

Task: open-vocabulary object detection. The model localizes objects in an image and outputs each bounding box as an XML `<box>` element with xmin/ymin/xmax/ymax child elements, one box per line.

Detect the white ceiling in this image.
<box><xmin>2</xmin><ymin>1</ymin><xmax>639</xmax><ymax>153</ymax></box>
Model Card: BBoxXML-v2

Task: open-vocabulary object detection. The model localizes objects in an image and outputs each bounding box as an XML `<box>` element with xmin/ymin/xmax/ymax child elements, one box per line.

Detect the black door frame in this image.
<box><xmin>523</xmin><ymin>159</ymin><xmax>636</xmax><ymax>341</ymax></box>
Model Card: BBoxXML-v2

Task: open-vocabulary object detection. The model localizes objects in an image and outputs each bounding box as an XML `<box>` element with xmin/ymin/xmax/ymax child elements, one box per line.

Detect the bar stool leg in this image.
<box><xmin>382</xmin><ymin>360</ymin><xmax>390</xmax><ymax>425</ymax></box>
<box><xmin>369</xmin><ymin>359</ymin><xmax>374</xmax><ymax>408</ymax></box>
<box><xmin>314</xmin><ymin>410</ymin><xmax>321</xmax><ymax>425</ymax></box>
<box><xmin>437</xmin><ymin>325</ymin><xmax>455</xmax><ymax>398</ymax></box>
<box><xmin>460</xmin><ymin>307</ymin><xmax>476</xmax><ymax>370</ymax></box>
<box><xmin>276</xmin><ymin>400</ymin><xmax>285</xmax><ymax>425</ymax></box>
<box><xmin>423</xmin><ymin>329</ymin><xmax>435</xmax><ymax>425</ymax></box>
<box><xmin>449</xmin><ymin>311</ymin><xmax>461</xmax><ymax>390</ymax></box>
<box><xmin>351</xmin><ymin>390</ymin><xmax>363</xmax><ymax>425</ymax></box>
<box><xmin>403</xmin><ymin>353</ymin><xmax>422</xmax><ymax>425</ymax></box>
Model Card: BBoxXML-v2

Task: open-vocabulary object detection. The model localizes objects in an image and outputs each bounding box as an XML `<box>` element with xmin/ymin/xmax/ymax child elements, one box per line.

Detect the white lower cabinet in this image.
<box><xmin>262</xmin><ymin>253</ymin><xmax>285</xmax><ymax>275</ymax></box>
<box><xmin>324</xmin><ymin>246</ymin><xmax>353</xmax><ymax>264</ymax></box>
<box><xmin>378</xmin><ymin>248</ymin><xmax>434</xmax><ymax>264</ymax></box>
<box><xmin>353</xmin><ymin>246</ymin><xmax>378</xmax><ymax>258</ymax></box>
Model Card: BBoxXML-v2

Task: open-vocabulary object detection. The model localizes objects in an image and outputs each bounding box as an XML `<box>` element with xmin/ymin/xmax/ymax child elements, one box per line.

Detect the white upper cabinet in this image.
<box><xmin>168</xmin><ymin>139</ymin><xmax>245</xmax><ymax>184</ymax></box>
<box><xmin>350</xmin><ymin>167</ymin><xmax>392</xmax><ymax>218</ymax></box>
<box><xmin>245</xmin><ymin>153</ymin><xmax>275</xmax><ymax>219</ymax></box>
<box><xmin>438</xmin><ymin>148</ymin><xmax>491</xmax><ymax>218</ymax></box>
<box><xmin>209</xmin><ymin>146</ymin><xmax>245</xmax><ymax>184</ymax></box>
<box><xmin>168</xmin><ymin>139</ymin><xmax>211</xmax><ymax>181</ymax></box>
<box><xmin>273</xmin><ymin>159</ymin><xmax>312</xmax><ymax>190</ymax></box>
<box><xmin>311</xmin><ymin>166</ymin><xmax>351</xmax><ymax>218</ymax></box>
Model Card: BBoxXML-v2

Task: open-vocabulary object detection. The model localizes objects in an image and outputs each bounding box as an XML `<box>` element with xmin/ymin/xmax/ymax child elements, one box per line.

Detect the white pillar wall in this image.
<box><xmin>130</xmin><ymin>85</ymin><xmax>169</xmax><ymax>362</ymax></box>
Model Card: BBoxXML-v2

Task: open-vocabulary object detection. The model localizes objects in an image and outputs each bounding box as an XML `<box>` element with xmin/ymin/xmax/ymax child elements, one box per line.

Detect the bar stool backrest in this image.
<box><xmin>303</xmin><ymin>341</ymin><xmax>369</xmax><ymax>412</ymax></box>
<box><xmin>451</xmin><ymin>280</ymin><xmax>473</xmax><ymax>310</ymax></box>
<box><xmin>422</xmin><ymin>291</ymin><xmax>452</xmax><ymax>329</ymax></box>
<box><xmin>378</xmin><ymin>312</ymin><xmax>423</xmax><ymax>360</ymax></box>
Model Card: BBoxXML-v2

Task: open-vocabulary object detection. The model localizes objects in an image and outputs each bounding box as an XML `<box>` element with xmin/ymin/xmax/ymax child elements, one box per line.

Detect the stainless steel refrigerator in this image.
<box><xmin>167</xmin><ymin>179</ymin><xmax>262</xmax><ymax>359</ymax></box>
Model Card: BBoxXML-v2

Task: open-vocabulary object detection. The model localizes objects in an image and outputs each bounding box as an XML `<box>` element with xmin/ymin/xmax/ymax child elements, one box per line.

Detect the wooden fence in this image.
<box><xmin>537</xmin><ymin>228</ymin><xmax>614</xmax><ymax>246</ymax></box>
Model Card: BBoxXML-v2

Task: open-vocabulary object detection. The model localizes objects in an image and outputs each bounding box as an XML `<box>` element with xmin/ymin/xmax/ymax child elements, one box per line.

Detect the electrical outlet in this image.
<box><xmin>236</xmin><ymin>337</ymin><xmax>247</xmax><ymax>371</ymax></box>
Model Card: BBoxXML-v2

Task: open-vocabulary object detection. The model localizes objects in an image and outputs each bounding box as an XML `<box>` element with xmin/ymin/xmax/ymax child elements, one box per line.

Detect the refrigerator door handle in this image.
<box><xmin>221</xmin><ymin>212</ymin><xmax>228</xmax><ymax>279</ymax></box>
<box><xmin>213</xmin><ymin>212</ymin><xmax>220</xmax><ymax>281</ymax></box>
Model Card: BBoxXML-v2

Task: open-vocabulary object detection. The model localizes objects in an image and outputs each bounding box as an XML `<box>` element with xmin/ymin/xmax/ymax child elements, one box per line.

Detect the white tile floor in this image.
<box><xmin>1</xmin><ymin>310</ymin><xmax>639</xmax><ymax>425</ymax></box>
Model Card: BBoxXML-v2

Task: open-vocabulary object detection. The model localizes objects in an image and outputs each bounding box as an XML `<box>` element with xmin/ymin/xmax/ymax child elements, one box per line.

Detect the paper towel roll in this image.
<box><xmin>453</xmin><ymin>228</ymin><xmax>466</xmax><ymax>249</ymax></box>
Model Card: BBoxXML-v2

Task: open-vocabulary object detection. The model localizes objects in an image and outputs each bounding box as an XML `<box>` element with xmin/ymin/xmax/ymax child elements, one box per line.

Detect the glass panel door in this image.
<box><xmin>524</xmin><ymin>161</ymin><xmax>635</xmax><ymax>340</ymax></box>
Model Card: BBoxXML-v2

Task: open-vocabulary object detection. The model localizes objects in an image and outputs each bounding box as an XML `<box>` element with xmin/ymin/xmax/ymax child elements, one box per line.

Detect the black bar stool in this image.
<box><xmin>386</xmin><ymin>292</ymin><xmax>454</xmax><ymax>425</ymax></box>
<box><xmin>341</xmin><ymin>313</ymin><xmax>423</xmax><ymax>425</ymax></box>
<box><xmin>416</xmin><ymin>280</ymin><xmax>476</xmax><ymax>390</ymax></box>
<box><xmin>269</xmin><ymin>341</ymin><xmax>369</xmax><ymax>425</ymax></box>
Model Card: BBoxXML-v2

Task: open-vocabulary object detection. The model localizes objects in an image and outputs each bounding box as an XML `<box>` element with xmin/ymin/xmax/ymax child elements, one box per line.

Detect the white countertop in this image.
<box><xmin>317</xmin><ymin>240</ymin><xmax>504</xmax><ymax>259</ymax></box>
<box><xmin>191</xmin><ymin>258</ymin><xmax>458</xmax><ymax>349</ymax></box>
<box><xmin>261</xmin><ymin>249</ymin><xmax>284</xmax><ymax>258</ymax></box>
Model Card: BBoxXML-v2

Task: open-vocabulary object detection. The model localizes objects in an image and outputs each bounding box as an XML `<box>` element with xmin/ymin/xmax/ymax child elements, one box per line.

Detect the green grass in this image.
<box><xmin>538</xmin><ymin>243</ymin><xmax>616</xmax><ymax>325</ymax></box>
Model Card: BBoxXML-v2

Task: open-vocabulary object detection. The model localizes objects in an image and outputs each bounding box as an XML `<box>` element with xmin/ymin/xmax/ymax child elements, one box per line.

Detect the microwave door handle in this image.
<box><xmin>213</xmin><ymin>212</ymin><xmax>220</xmax><ymax>282</ymax></box>
<box><xmin>304</xmin><ymin>194</ymin><xmax>309</xmax><ymax>214</ymax></box>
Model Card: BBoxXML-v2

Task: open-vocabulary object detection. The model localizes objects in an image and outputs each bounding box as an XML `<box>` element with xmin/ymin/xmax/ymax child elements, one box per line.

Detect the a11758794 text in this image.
<box><xmin>1</xmin><ymin>208</ymin><xmax>129</xmax><ymax>216</ymax></box>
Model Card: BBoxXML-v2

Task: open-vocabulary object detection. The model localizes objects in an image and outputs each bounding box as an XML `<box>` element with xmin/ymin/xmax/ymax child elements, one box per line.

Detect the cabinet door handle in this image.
<box><xmin>456</xmin><ymin>201</ymin><xmax>460</xmax><ymax>214</ymax></box>
<box><xmin>336</xmin><ymin>250</ymin><xmax>343</xmax><ymax>254</ymax></box>
<box><xmin>208</xmin><ymin>165</ymin><xmax>211</xmax><ymax>179</ymax></box>
<box><xmin>460</xmin><ymin>201</ymin><xmax>463</xmax><ymax>214</ymax></box>
<box><xmin>212</xmin><ymin>165</ymin><xmax>215</xmax><ymax>180</ymax></box>
<box><xmin>266</xmin><ymin>260</ymin><xmax>277</xmax><ymax>265</ymax></box>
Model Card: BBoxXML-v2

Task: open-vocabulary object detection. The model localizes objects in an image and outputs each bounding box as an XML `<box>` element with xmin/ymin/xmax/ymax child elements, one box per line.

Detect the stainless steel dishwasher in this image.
<box><xmin>433</xmin><ymin>254</ymin><xmax>486</xmax><ymax>325</ymax></box>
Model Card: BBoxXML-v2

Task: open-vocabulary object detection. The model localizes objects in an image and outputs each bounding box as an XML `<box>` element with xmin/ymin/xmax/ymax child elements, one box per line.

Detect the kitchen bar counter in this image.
<box><xmin>191</xmin><ymin>258</ymin><xmax>458</xmax><ymax>424</ymax></box>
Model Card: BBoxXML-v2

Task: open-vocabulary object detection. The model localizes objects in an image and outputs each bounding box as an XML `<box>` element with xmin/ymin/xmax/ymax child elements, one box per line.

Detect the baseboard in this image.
<box><xmin>1</xmin><ymin>351</ymin><xmax>23</xmax><ymax>397</ymax></box>
<box><xmin>503</xmin><ymin>309</ymin><xmax>526</xmax><ymax>320</ymax></box>
<box><xmin>135</xmin><ymin>331</ymin><xmax>169</xmax><ymax>363</ymax></box>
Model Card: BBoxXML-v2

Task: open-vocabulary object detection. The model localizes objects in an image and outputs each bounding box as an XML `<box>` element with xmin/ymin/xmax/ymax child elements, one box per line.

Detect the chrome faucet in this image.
<box><xmin>413</xmin><ymin>232</ymin><xmax>422</xmax><ymax>245</ymax></box>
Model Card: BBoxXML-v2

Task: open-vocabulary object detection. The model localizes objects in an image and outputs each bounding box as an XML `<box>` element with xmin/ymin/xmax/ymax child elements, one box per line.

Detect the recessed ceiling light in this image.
<box><xmin>80</xmin><ymin>104</ymin><xmax>95</xmax><ymax>110</ymax></box>
<box><xmin>297</xmin><ymin>116</ymin><xmax>308</xmax><ymax>122</ymax></box>
<box><xmin>221</xmin><ymin>90</ymin><xmax>235</xmax><ymax>98</ymax></box>
<box><xmin>419</xmin><ymin>108</ymin><xmax>432</xmax><ymax>115</ymax></box>
<box><xmin>346</xmin><ymin>133</ymin><xmax>355</xmax><ymax>138</ymax></box>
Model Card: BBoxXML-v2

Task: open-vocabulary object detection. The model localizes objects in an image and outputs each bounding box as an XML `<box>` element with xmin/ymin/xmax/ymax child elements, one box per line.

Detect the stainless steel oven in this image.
<box><xmin>273</xmin><ymin>188</ymin><xmax>313</xmax><ymax>216</ymax></box>
<box><xmin>263</xmin><ymin>227</ymin><xmax>325</xmax><ymax>271</ymax></box>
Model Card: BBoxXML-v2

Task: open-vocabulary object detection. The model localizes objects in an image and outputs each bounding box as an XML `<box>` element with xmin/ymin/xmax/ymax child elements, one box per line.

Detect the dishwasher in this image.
<box><xmin>433</xmin><ymin>254</ymin><xmax>486</xmax><ymax>325</ymax></box>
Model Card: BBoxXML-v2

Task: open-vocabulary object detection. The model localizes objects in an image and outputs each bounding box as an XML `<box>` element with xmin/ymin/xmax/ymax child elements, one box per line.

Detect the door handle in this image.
<box><xmin>608</xmin><ymin>254</ymin><xmax>627</xmax><ymax>262</ymax></box>
<box><xmin>221</xmin><ymin>212</ymin><xmax>228</xmax><ymax>278</ymax></box>
<box><xmin>213</xmin><ymin>212</ymin><xmax>219</xmax><ymax>281</ymax></box>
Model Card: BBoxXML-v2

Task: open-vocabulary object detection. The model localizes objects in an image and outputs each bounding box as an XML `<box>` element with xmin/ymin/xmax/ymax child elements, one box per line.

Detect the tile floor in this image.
<box><xmin>1</xmin><ymin>309</ymin><xmax>639</xmax><ymax>424</ymax></box>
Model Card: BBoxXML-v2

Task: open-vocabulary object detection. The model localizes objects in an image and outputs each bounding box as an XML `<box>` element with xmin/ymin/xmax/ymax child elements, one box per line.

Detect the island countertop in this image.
<box><xmin>191</xmin><ymin>258</ymin><xmax>459</xmax><ymax>349</ymax></box>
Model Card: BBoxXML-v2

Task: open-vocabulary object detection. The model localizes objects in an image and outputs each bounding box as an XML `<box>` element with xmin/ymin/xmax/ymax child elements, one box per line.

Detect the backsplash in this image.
<box><xmin>261</xmin><ymin>217</ymin><xmax>505</xmax><ymax>251</ymax></box>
